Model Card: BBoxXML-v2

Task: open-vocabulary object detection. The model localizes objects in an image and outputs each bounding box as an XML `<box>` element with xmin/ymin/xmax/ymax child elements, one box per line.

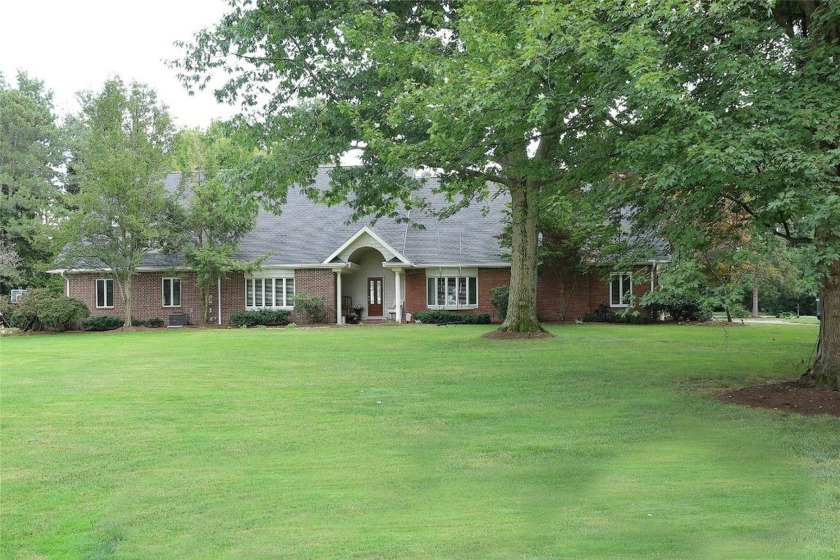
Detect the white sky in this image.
<box><xmin>0</xmin><ymin>0</ymin><xmax>238</xmax><ymax>128</ymax></box>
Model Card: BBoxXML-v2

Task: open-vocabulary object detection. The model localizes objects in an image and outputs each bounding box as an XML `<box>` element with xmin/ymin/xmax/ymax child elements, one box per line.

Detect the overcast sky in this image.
<box><xmin>0</xmin><ymin>0</ymin><xmax>239</xmax><ymax>128</ymax></box>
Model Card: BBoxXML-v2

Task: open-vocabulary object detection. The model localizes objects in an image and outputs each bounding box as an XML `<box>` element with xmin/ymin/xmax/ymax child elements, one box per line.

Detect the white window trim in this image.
<box><xmin>426</xmin><ymin>275</ymin><xmax>479</xmax><ymax>310</ymax></box>
<box><xmin>610</xmin><ymin>272</ymin><xmax>632</xmax><ymax>307</ymax></box>
<box><xmin>162</xmin><ymin>277</ymin><xmax>182</xmax><ymax>308</ymax></box>
<box><xmin>245</xmin><ymin>277</ymin><xmax>295</xmax><ymax>310</ymax></box>
<box><xmin>95</xmin><ymin>278</ymin><xmax>114</xmax><ymax>309</ymax></box>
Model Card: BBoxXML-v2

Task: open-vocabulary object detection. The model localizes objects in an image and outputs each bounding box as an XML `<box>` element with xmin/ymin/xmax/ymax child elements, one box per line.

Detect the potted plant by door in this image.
<box><xmin>352</xmin><ymin>304</ymin><xmax>364</xmax><ymax>320</ymax></box>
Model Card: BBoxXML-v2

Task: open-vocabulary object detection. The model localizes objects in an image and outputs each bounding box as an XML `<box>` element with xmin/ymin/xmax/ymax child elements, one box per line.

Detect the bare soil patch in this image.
<box><xmin>718</xmin><ymin>381</ymin><xmax>840</xmax><ymax>417</ymax></box>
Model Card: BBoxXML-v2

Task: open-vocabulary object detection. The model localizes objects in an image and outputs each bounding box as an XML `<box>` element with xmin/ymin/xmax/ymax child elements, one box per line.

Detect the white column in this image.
<box><xmin>217</xmin><ymin>277</ymin><xmax>222</xmax><ymax>325</ymax></box>
<box><xmin>394</xmin><ymin>269</ymin><xmax>402</xmax><ymax>323</ymax></box>
<box><xmin>335</xmin><ymin>270</ymin><xmax>343</xmax><ymax>325</ymax></box>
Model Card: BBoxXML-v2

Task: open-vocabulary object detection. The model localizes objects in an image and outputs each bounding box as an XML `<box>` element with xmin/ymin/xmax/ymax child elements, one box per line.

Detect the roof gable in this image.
<box><xmin>323</xmin><ymin>226</ymin><xmax>411</xmax><ymax>265</ymax></box>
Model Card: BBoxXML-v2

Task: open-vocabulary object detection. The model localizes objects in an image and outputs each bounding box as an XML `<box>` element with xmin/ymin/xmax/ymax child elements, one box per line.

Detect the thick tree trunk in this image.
<box><xmin>499</xmin><ymin>180</ymin><xmax>545</xmax><ymax>334</ymax></box>
<box><xmin>752</xmin><ymin>273</ymin><xmax>760</xmax><ymax>317</ymax></box>
<box><xmin>802</xmin><ymin>259</ymin><xmax>840</xmax><ymax>390</ymax></box>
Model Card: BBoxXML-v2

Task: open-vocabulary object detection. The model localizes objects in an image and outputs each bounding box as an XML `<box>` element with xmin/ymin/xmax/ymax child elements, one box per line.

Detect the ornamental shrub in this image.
<box><xmin>413</xmin><ymin>310</ymin><xmax>490</xmax><ymax>324</ymax></box>
<box><xmin>10</xmin><ymin>289</ymin><xmax>90</xmax><ymax>332</ymax></box>
<box><xmin>230</xmin><ymin>309</ymin><xmax>291</xmax><ymax>327</ymax></box>
<box><xmin>83</xmin><ymin>316</ymin><xmax>124</xmax><ymax>331</ymax></box>
<box><xmin>127</xmin><ymin>317</ymin><xmax>164</xmax><ymax>328</ymax></box>
<box><xmin>294</xmin><ymin>292</ymin><xmax>328</xmax><ymax>324</ymax></box>
<box><xmin>490</xmin><ymin>286</ymin><xmax>509</xmax><ymax>321</ymax></box>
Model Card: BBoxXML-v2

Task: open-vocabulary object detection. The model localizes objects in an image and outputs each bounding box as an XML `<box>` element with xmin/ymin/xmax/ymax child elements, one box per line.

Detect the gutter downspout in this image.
<box><xmin>217</xmin><ymin>277</ymin><xmax>222</xmax><ymax>326</ymax></box>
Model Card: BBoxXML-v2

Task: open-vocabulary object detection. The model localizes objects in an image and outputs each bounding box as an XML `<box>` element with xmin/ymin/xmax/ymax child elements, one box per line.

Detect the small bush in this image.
<box><xmin>413</xmin><ymin>310</ymin><xmax>491</xmax><ymax>324</ymax></box>
<box><xmin>294</xmin><ymin>293</ymin><xmax>328</xmax><ymax>324</ymax></box>
<box><xmin>581</xmin><ymin>312</ymin><xmax>598</xmax><ymax>323</ymax></box>
<box><xmin>646</xmin><ymin>299</ymin><xmax>711</xmax><ymax>322</ymax></box>
<box><xmin>729</xmin><ymin>305</ymin><xmax>751</xmax><ymax>319</ymax></box>
<box><xmin>230</xmin><ymin>309</ymin><xmax>291</xmax><ymax>327</ymax></box>
<box><xmin>490</xmin><ymin>286</ymin><xmax>509</xmax><ymax>321</ymax></box>
<box><xmin>83</xmin><ymin>316</ymin><xmax>124</xmax><ymax>331</ymax></box>
<box><xmin>10</xmin><ymin>289</ymin><xmax>90</xmax><ymax>332</ymax></box>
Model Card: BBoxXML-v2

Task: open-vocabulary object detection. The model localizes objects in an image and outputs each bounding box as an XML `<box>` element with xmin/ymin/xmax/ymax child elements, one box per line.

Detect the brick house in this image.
<box><xmin>51</xmin><ymin>168</ymin><xmax>665</xmax><ymax>326</ymax></box>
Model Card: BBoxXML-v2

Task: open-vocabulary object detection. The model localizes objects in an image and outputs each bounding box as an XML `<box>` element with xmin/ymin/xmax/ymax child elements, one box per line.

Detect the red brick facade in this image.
<box><xmin>67</xmin><ymin>272</ymin><xmax>203</xmax><ymax>325</ymax></box>
<box><xmin>67</xmin><ymin>265</ymin><xmax>653</xmax><ymax>326</ymax></box>
<box><xmin>404</xmin><ymin>266</ymin><xmax>654</xmax><ymax>323</ymax></box>
<box><xmin>293</xmin><ymin>269</ymin><xmax>337</xmax><ymax>324</ymax></box>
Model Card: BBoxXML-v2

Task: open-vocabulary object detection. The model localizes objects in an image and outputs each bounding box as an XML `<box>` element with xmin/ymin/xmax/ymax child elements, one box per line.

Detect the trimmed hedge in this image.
<box><xmin>10</xmin><ymin>289</ymin><xmax>90</xmax><ymax>332</ymax></box>
<box><xmin>230</xmin><ymin>309</ymin><xmax>291</xmax><ymax>327</ymax></box>
<box><xmin>83</xmin><ymin>316</ymin><xmax>124</xmax><ymax>331</ymax></box>
<box><xmin>413</xmin><ymin>310</ymin><xmax>491</xmax><ymax>324</ymax></box>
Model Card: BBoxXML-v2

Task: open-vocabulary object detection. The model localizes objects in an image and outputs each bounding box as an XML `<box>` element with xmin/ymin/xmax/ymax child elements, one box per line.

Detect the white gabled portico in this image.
<box><xmin>324</xmin><ymin>227</ymin><xmax>412</xmax><ymax>324</ymax></box>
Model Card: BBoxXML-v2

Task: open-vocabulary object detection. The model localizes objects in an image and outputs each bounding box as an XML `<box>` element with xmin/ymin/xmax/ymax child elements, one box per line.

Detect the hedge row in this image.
<box><xmin>412</xmin><ymin>310</ymin><xmax>491</xmax><ymax>324</ymax></box>
<box><xmin>230</xmin><ymin>309</ymin><xmax>291</xmax><ymax>327</ymax></box>
<box><xmin>81</xmin><ymin>316</ymin><xmax>166</xmax><ymax>331</ymax></box>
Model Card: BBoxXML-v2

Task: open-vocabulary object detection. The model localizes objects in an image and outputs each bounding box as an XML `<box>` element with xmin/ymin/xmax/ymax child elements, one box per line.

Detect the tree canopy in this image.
<box><xmin>0</xmin><ymin>71</ymin><xmax>65</xmax><ymax>289</ymax></box>
<box><xmin>59</xmin><ymin>78</ymin><xmax>176</xmax><ymax>327</ymax></box>
<box><xmin>592</xmin><ymin>0</ymin><xmax>840</xmax><ymax>387</ymax></box>
<box><xmin>171</xmin><ymin>123</ymin><xmax>263</xmax><ymax>324</ymax></box>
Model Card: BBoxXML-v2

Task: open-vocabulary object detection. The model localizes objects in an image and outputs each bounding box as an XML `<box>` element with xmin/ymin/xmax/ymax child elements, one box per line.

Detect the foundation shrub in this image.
<box><xmin>413</xmin><ymin>310</ymin><xmax>491</xmax><ymax>324</ymax></box>
<box><xmin>294</xmin><ymin>293</ymin><xmax>328</xmax><ymax>324</ymax></box>
<box><xmin>230</xmin><ymin>309</ymin><xmax>291</xmax><ymax>327</ymax></box>
<box><xmin>10</xmin><ymin>289</ymin><xmax>89</xmax><ymax>332</ymax></box>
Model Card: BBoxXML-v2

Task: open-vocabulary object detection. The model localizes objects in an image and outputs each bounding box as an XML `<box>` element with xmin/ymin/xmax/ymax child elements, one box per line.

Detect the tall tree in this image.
<box><xmin>175</xmin><ymin>0</ymin><xmax>619</xmax><ymax>334</ymax></box>
<box><xmin>59</xmin><ymin>78</ymin><xmax>176</xmax><ymax>327</ymax></box>
<box><xmin>0</xmin><ymin>71</ymin><xmax>65</xmax><ymax>289</ymax></box>
<box><xmin>594</xmin><ymin>1</ymin><xmax>840</xmax><ymax>388</ymax></box>
<box><xmin>171</xmin><ymin>124</ymin><xmax>262</xmax><ymax>324</ymax></box>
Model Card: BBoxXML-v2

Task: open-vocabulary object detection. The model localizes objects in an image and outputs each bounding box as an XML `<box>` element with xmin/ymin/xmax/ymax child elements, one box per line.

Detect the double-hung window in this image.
<box><xmin>162</xmin><ymin>278</ymin><xmax>181</xmax><ymax>307</ymax></box>
<box><xmin>246</xmin><ymin>277</ymin><xmax>295</xmax><ymax>308</ymax></box>
<box><xmin>426</xmin><ymin>269</ymin><xmax>478</xmax><ymax>308</ymax></box>
<box><xmin>610</xmin><ymin>273</ymin><xmax>632</xmax><ymax>307</ymax></box>
<box><xmin>96</xmin><ymin>278</ymin><xmax>114</xmax><ymax>308</ymax></box>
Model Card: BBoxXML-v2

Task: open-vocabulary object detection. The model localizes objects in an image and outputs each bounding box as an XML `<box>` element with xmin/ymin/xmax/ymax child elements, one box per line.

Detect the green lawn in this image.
<box><xmin>2</xmin><ymin>324</ymin><xmax>838</xmax><ymax>559</ymax></box>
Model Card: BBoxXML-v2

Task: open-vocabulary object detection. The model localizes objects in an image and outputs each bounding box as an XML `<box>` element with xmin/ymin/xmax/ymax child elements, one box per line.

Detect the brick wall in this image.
<box><xmin>218</xmin><ymin>271</ymin><xmax>246</xmax><ymax>325</ymax></box>
<box><xmin>69</xmin><ymin>265</ymin><xmax>655</xmax><ymax>327</ymax></box>
<box><xmin>294</xmin><ymin>269</ymin><xmax>337</xmax><ymax>324</ymax></box>
<box><xmin>404</xmin><ymin>267</ymin><xmax>511</xmax><ymax>323</ymax></box>
<box><xmin>68</xmin><ymin>272</ymin><xmax>203</xmax><ymax>325</ymax></box>
<box><xmin>404</xmin><ymin>269</ymin><xmax>427</xmax><ymax>317</ymax></box>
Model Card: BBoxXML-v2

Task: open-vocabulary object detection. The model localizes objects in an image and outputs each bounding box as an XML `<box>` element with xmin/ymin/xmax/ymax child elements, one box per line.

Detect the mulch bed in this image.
<box><xmin>718</xmin><ymin>381</ymin><xmax>840</xmax><ymax>417</ymax></box>
<box><xmin>481</xmin><ymin>330</ymin><xmax>556</xmax><ymax>340</ymax></box>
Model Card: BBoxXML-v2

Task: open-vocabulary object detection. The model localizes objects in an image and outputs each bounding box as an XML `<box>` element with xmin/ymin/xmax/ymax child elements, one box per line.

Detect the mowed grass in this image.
<box><xmin>1</xmin><ymin>324</ymin><xmax>838</xmax><ymax>559</ymax></box>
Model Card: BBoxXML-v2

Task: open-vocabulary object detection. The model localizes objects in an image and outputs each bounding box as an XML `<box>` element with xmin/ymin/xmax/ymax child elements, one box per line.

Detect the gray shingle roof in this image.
<box><xmin>156</xmin><ymin>167</ymin><xmax>510</xmax><ymax>269</ymax></box>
